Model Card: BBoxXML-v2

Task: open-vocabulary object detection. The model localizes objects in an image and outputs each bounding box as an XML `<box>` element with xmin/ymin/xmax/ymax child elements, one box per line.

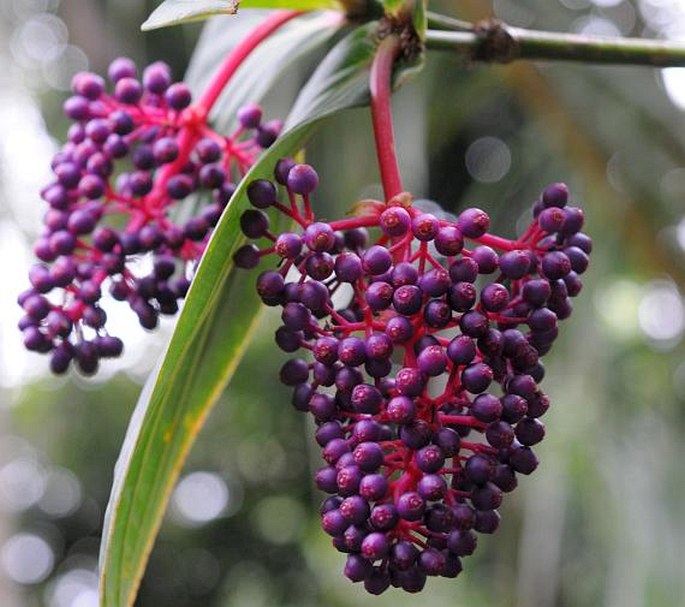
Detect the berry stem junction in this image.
<box><xmin>146</xmin><ymin>11</ymin><xmax>300</xmax><ymax>216</ymax></box>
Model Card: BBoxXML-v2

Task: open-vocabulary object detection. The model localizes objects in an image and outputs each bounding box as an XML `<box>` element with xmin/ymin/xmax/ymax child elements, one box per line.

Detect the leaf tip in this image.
<box><xmin>140</xmin><ymin>12</ymin><xmax>165</xmax><ymax>31</ymax></box>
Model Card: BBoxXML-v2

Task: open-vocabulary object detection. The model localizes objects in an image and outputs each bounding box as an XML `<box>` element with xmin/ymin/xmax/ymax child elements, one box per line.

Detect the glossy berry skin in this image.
<box><xmin>236</xmin><ymin>166</ymin><xmax>591</xmax><ymax>594</ymax></box>
<box><xmin>22</xmin><ymin>58</ymin><xmax>280</xmax><ymax>374</ymax></box>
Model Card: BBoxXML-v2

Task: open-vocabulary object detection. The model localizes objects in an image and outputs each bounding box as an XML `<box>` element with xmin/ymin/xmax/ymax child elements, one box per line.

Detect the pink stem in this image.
<box><xmin>144</xmin><ymin>11</ymin><xmax>302</xmax><ymax>212</ymax></box>
<box><xmin>198</xmin><ymin>10</ymin><xmax>302</xmax><ymax>112</ymax></box>
<box><xmin>328</xmin><ymin>215</ymin><xmax>384</xmax><ymax>231</ymax></box>
<box><xmin>370</xmin><ymin>35</ymin><xmax>403</xmax><ymax>201</ymax></box>
<box><xmin>472</xmin><ymin>233</ymin><xmax>519</xmax><ymax>251</ymax></box>
<box><xmin>438</xmin><ymin>415</ymin><xmax>487</xmax><ymax>430</ymax></box>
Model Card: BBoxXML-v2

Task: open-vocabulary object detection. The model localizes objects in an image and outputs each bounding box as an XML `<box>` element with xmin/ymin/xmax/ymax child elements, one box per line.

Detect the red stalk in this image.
<box><xmin>370</xmin><ymin>35</ymin><xmax>403</xmax><ymax>201</ymax></box>
<box><xmin>145</xmin><ymin>10</ymin><xmax>301</xmax><ymax>211</ymax></box>
<box><xmin>198</xmin><ymin>10</ymin><xmax>302</xmax><ymax>112</ymax></box>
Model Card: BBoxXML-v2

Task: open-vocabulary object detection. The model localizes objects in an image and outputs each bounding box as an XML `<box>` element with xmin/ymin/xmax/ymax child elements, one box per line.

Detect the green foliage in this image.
<box><xmin>412</xmin><ymin>0</ymin><xmax>427</xmax><ymax>40</ymax></box>
<box><xmin>142</xmin><ymin>0</ymin><xmax>341</xmax><ymax>31</ymax></box>
<box><xmin>285</xmin><ymin>22</ymin><xmax>378</xmax><ymax>127</ymax></box>
<box><xmin>97</xmin><ymin>258</ymin><xmax>272</xmax><ymax>606</ymax></box>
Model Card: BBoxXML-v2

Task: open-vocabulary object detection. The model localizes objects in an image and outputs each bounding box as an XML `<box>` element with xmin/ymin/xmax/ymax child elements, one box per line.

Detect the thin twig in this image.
<box><xmin>425</xmin><ymin>20</ymin><xmax>685</xmax><ymax>67</ymax></box>
<box><xmin>426</xmin><ymin>11</ymin><xmax>473</xmax><ymax>32</ymax></box>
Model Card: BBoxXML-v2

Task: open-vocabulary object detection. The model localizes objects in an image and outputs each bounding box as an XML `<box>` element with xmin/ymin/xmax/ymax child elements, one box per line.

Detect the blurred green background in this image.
<box><xmin>1</xmin><ymin>0</ymin><xmax>685</xmax><ymax>605</ymax></box>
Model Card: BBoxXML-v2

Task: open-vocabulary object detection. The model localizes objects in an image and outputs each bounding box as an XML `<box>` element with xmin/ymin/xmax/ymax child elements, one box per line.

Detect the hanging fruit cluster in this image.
<box><xmin>235</xmin><ymin>158</ymin><xmax>590</xmax><ymax>593</ymax></box>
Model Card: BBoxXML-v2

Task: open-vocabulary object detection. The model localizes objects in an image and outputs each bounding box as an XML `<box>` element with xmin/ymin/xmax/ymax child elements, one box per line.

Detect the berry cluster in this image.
<box><xmin>235</xmin><ymin>161</ymin><xmax>591</xmax><ymax>594</ymax></box>
<box><xmin>18</xmin><ymin>58</ymin><xmax>280</xmax><ymax>374</ymax></box>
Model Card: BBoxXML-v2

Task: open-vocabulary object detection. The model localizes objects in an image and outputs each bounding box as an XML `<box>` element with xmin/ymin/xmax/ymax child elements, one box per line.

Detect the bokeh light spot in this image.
<box><xmin>594</xmin><ymin>279</ymin><xmax>641</xmax><ymax>340</ymax></box>
<box><xmin>253</xmin><ymin>495</ymin><xmax>305</xmax><ymax>544</ymax></box>
<box><xmin>171</xmin><ymin>471</ymin><xmax>232</xmax><ymax>526</ymax></box>
<box><xmin>590</xmin><ymin>0</ymin><xmax>624</xmax><ymax>7</ymax></box>
<box><xmin>676</xmin><ymin>216</ymin><xmax>685</xmax><ymax>251</ymax></box>
<box><xmin>661</xmin><ymin>68</ymin><xmax>685</xmax><ymax>110</ymax></box>
<box><xmin>638</xmin><ymin>280</ymin><xmax>684</xmax><ymax>345</ymax></box>
<box><xmin>0</xmin><ymin>456</ymin><xmax>45</xmax><ymax>512</ymax></box>
<box><xmin>47</xmin><ymin>568</ymin><xmax>99</xmax><ymax>607</ymax></box>
<box><xmin>1</xmin><ymin>533</ymin><xmax>54</xmax><ymax>584</ymax></box>
<box><xmin>558</xmin><ymin>0</ymin><xmax>592</xmax><ymax>10</ymax></box>
<box><xmin>465</xmin><ymin>136</ymin><xmax>511</xmax><ymax>183</ymax></box>
<box><xmin>39</xmin><ymin>467</ymin><xmax>83</xmax><ymax>518</ymax></box>
<box><xmin>571</xmin><ymin>15</ymin><xmax>622</xmax><ymax>36</ymax></box>
<box><xmin>43</xmin><ymin>45</ymin><xmax>89</xmax><ymax>91</ymax></box>
<box><xmin>10</xmin><ymin>14</ymin><xmax>68</xmax><ymax>66</ymax></box>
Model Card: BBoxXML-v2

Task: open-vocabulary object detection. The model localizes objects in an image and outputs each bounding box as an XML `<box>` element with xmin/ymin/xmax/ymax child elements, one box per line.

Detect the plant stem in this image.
<box><xmin>370</xmin><ymin>34</ymin><xmax>403</xmax><ymax>201</ymax></box>
<box><xmin>426</xmin><ymin>11</ymin><xmax>473</xmax><ymax>32</ymax></box>
<box><xmin>147</xmin><ymin>12</ymin><xmax>300</xmax><ymax>211</ymax></box>
<box><xmin>424</xmin><ymin>22</ymin><xmax>685</xmax><ymax>67</ymax></box>
<box><xmin>198</xmin><ymin>10</ymin><xmax>302</xmax><ymax>112</ymax></box>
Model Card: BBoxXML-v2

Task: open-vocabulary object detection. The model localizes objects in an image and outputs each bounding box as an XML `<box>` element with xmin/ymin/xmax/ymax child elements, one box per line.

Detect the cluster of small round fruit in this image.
<box><xmin>18</xmin><ymin>57</ymin><xmax>279</xmax><ymax>374</ymax></box>
<box><xmin>235</xmin><ymin>160</ymin><xmax>591</xmax><ymax>593</ymax></box>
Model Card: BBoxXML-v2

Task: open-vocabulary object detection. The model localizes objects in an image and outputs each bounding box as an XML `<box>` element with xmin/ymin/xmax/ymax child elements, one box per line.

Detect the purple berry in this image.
<box><xmin>237</xmin><ymin>103</ymin><xmax>263</xmax><ymax>129</ymax></box>
<box><xmin>143</xmin><ymin>61</ymin><xmax>172</xmax><ymax>94</ymax></box>
<box><xmin>379</xmin><ymin>206</ymin><xmax>411</xmax><ymax>237</ymax></box>
<box><xmin>434</xmin><ymin>225</ymin><xmax>464</xmax><ymax>256</ymax></box>
<box><xmin>541</xmin><ymin>182</ymin><xmax>569</xmax><ymax>208</ymax></box>
<box><xmin>417</xmin><ymin>345</ymin><xmax>448</xmax><ymax>377</ymax></box>
<box><xmin>165</xmin><ymin>83</ymin><xmax>192</xmax><ymax>109</ymax></box>
<box><xmin>351</xmin><ymin>384</ymin><xmax>383</xmax><ymax>415</ymax></box>
<box><xmin>108</xmin><ymin>57</ymin><xmax>137</xmax><ymax>82</ymax></box>
<box><xmin>412</xmin><ymin>213</ymin><xmax>440</xmax><ymax>241</ymax></box>
<box><xmin>274</xmin><ymin>233</ymin><xmax>302</xmax><ymax>259</ymax></box>
<box><xmin>471</xmin><ymin>245</ymin><xmax>499</xmax><ymax>273</ymax></box>
<box><xmin>304</xmin><ymin>222</ymin><xmax>336</xmax><ymax>252</ymax></box>
<box><xmin>458</xmin><ymin>208</ymin><xmax>490</xmax><ymax>238</ymax></box>
<box><xmin>115</xmin><ymin>77</ymin><xmax>142</xmax><ymax>104</ymax></box>
<box><xmin>256</xmin><ymin>120</ymin><xmax>281</xmax><ymax>147</ymax></box>
<box><xmin>393</xmin><ymin>284</ymin><xmax>423</xmax><ymax>316</ymax></box>
<box><xmin>287</xmin><ymin>164</ymin><xmax>319</xmax><ymax>195</ymax></box>
<box><xmin>396</xmin><ymin>492</ymin><xmax>425</xmax><ymax>521</ymax></box>
<box><xmin>362</xmin><ymin>246</ymin><xmax>392</xmax><ymax>275</ymax></box>
<box><xmin>386</xmin><ymin>396</ymin><xmax>416</xmax><ymax>424</ymax></box>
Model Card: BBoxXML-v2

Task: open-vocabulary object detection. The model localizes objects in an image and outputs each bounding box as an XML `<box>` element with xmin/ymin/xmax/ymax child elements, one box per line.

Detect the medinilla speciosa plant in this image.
<box><xmin>15</xmin><ymin>1</ymin><xmax>685</xmax><ymax>604</ymax></box>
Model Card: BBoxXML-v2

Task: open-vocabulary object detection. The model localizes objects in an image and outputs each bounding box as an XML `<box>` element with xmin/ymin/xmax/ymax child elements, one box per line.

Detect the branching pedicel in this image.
<box><xmin>236</xmin><ymin>163</ymin><xmax>590</xmax><ymax>593</ymax></box>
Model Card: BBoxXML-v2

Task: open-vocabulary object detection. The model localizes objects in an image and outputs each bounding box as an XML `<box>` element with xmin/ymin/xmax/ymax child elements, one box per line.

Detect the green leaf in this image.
<box><xmin>286</xmin><ymin>21</ymin><xmax>425</xmax><ymax>126</ymax></box>
<box><xmin>98</xmin><ymin>22</ymin><xmax>380</xmax><ymax>607</ymax></box>
<box><xmin>381</xmin><ymin>0</ymin><xmax>403</xmax><ymax>15</ymax></box>
<box><xmin>412</xmin><ymin>0</ymin><xmax>427</xmax><ymax>40</ymax></box>
<box><xmin>97</xmin><ymin>143</ymin><xmax>302</xmax><ymax>607</ymax></box>
<box><xmin>286</xmin><ymin>22</ymin><xmax>378</xmax><ymax>127</ymax></box>
<box><xmin>142</xmin><ymin>0</ymin><xmax>340</xmax><ymax>31</ymax></box>
<box><xmin>142</xmin><ymin>0</ymin><xmax>238</xmax><ymax>30</ymax></box>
